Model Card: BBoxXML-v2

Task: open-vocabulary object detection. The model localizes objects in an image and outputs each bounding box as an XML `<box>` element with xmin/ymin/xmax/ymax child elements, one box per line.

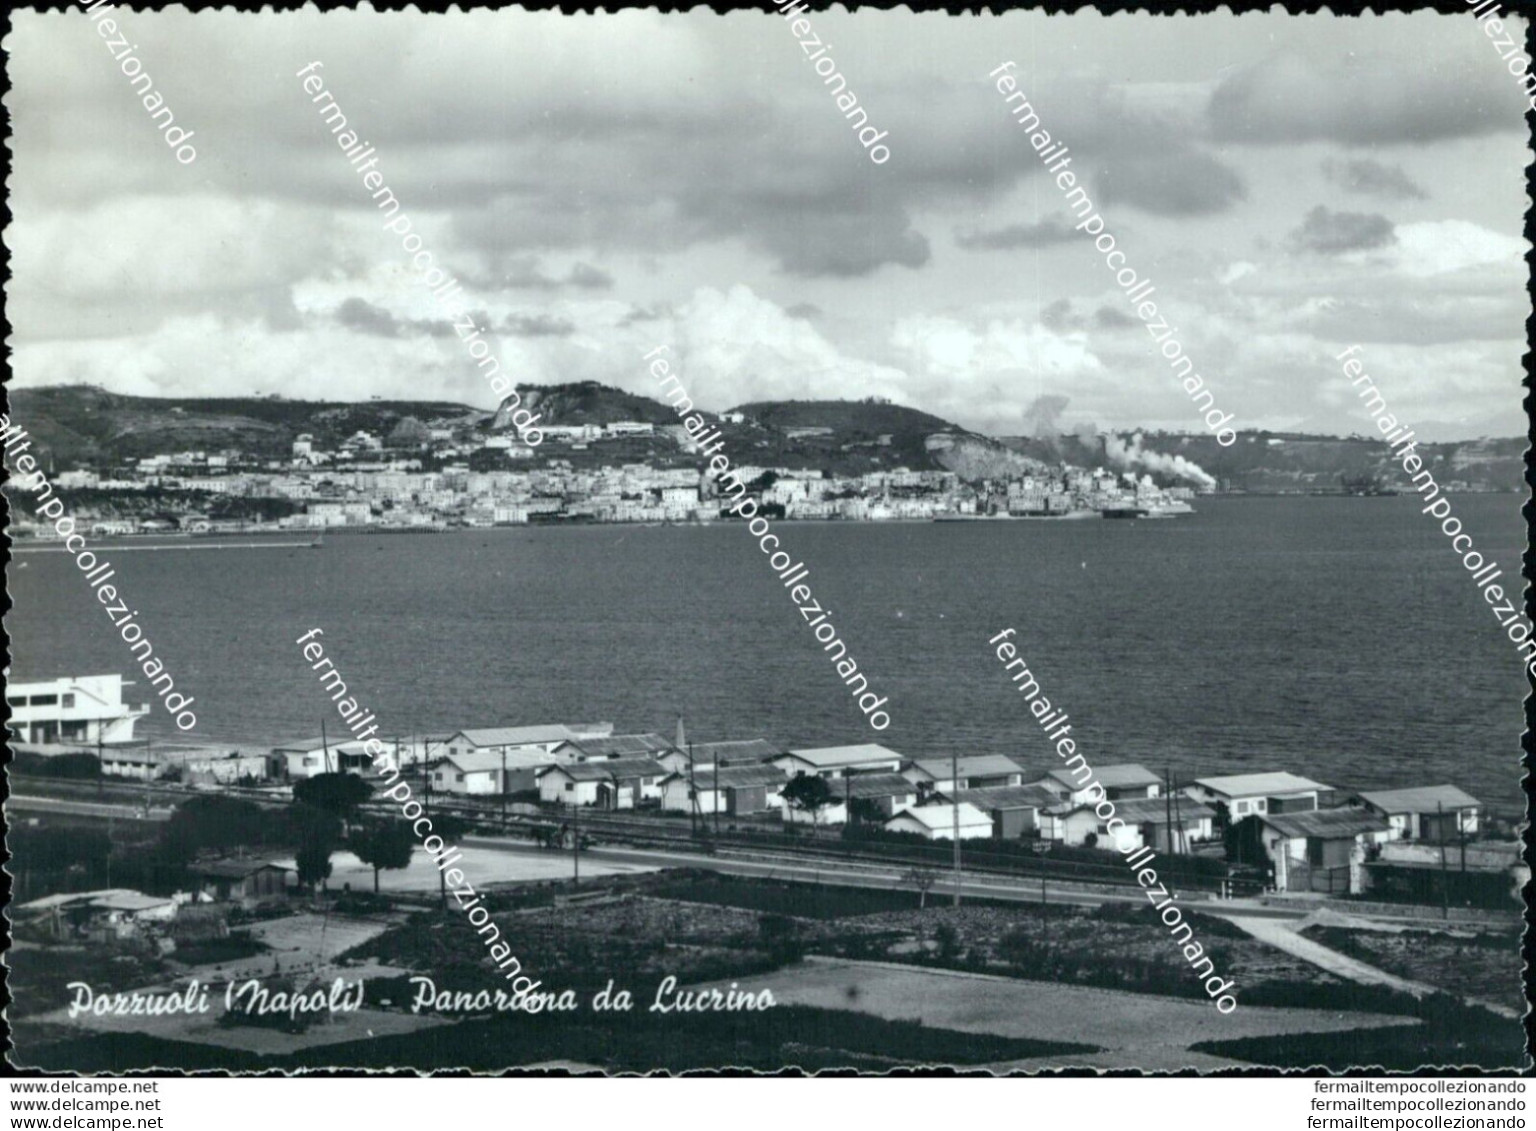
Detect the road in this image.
<box><xmin>463</xmin><ymin>835</ymin><xmax>1311</xmax><ymax>920</ymax></box>
<box><xmin>7</xmin><ymin>794</ymin><xmax>172</xmax><ymax>821</ymax></box>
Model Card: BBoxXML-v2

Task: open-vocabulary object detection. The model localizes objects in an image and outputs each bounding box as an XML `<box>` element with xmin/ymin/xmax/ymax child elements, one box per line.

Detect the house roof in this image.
<box><xmin>539</xmin><ymin>756</ymin><xmax>664</xmax><ymax>783</ymax></box>
<box><xmin>1045</xmin><ymin>763</ymin><xmax>1161</xmax><ymax>790</ymax></box>
<box><xmin>561</xmin><ymin>733</ymin><xmax>675</xmax><ymax>759</ymax></box>
<box><xmin>1193</xmin><ymin>771</ymin><xmax>1331</xmax><ymax>798</ymax></box>
<box><xmin>1101</xmin><ymin>796</ymin><xmax>1216</xmax><ymax>825</ymax></box>
<box><xmin>190</xmin><ymin>859</ymin><xmax>293</xmax><ymax>879</ymax></box>
<box><xmin>666</xmin><ymin>764</ymin><xmax>789</xmax><ymax>791</ymax></box>
<box><xmin>687</xmin><ymin>739</ymin><xmax>782</xmax><ymax>765</ymax></box>
<box><xmin>18</xmin><ymin>888</ymin><xmax>172</xmax><ymax>913</ymax></box>
<box><xmin>780</xmin><ymin>744</ymin><xmax>903</xmax><ymax>768</ymax></box>
<box><xmin>272</xmin><ymin>736</ymin><xmax>370</xmax><ymax>755</ymax></box>
<box><xmin>886</xmin><ymin>803</ymin><xmax>991</xmax><ymax>830</ymax></box>
<box><xmin>910</xmin><ymin>754</ymin><xmax>1025</xmax><ymax>780</ymax></box>
<box><xmin>842</xmin><ymin>773</ymin><xmax>922</xmax><ymax>799</ymax></box>
<box><xmin>1355</xmin><ymin>785</ymin><xmax>1481</xmax><ymax>814</ymax></box>
<box><xmin>443</xmin><ymin>749</ymin><xmax>556</xmax><ymax>775</ymax></box>
<box><xmin>451</xmin><ymin>725</ymin><xmax>577</xmax><ymax>748</ymax></box>
<box><xmin>1262</xmin><ymin>808</ymin><xmax>1389</xmax><ymax>840</ymax></box>
<box><xmin>954</xmin><ymin>784</ymin><xmax>1072</xmax><ymax>812</ymax></box>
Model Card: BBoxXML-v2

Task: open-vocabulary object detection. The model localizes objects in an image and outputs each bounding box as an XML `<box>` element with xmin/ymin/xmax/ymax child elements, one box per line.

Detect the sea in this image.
<box><xmin>6</xmin><ymin>496</ymin><xmax>1528</xmax><ymax>810</ymax></box>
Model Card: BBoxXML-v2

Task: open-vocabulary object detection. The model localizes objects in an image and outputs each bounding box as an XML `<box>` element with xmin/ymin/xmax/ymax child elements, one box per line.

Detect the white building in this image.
<box><xmin>5</xmin><ymin>675</ymin><xmax>149</xmax><ymax>745</ymax></box>
<box><xmin>772</xmin><ymin>744</ymin><xmax>904</xmax><ymax>780</ymax></box>
<box><xmin>1353</xmin><ymin>785</ymin><xmax>1481</xmax><ymax>841</ymax></box>
<box><xmin>1186</xmin><ymin>772</ymin><xmax>1332</xmax><ymax>821</ymax></box>
<box><xmin>884</xmin><ymin>803</ymin><xmax>992</xmax><ymax>841</ymax></box>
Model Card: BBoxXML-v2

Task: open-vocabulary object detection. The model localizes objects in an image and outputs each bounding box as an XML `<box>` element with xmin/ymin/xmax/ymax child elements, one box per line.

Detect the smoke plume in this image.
<box><xmin>1102</xmin><ymin>431</ymin><xmax>1215</xmax><ymax>489</ymax></box>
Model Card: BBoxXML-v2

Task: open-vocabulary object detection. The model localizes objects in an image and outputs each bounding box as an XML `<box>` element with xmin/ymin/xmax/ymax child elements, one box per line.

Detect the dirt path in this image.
<box><xmin>1223</xmin><ymin>915</ymin><xmax>1522</xmax><ymax>1020</ymax></box>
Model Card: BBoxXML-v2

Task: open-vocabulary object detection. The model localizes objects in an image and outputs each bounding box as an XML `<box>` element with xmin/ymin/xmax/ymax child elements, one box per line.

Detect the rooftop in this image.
<box><xmin>842</xmin><ymin>772</ymin><xmax>922</xmax><ymax>799</ymax></box>
<box><xmin>443</xmin><ymin>748</ymin><xmax>557</xmax><ymax>775</ymax></box>
<box><xmin>1102</xmin><ymin>796</ymin><xmax>1216</xmax><ymax>824</ymax></box>
<box><xmin>452</xmin><ymin>725</ymin><xmax>579</xmax><ymax>747</ymax></box>
<box><xmin>1046</xmin><ymin>762</ymin><xmax>1161</xmax><ymax>790</ymax></box>
<box><xmin>688</xmin><ymin>739</ymin><xmax>783</xmax><ymax>765</ymax></box>
<box><xmin>781</xmin><ymin>744</ymin><xmax>903</xmax><ymax>768</ymax></box>
<box><xmin>665</xmin><ymin>764</ymin><xmax>789</xmax><ymax>790</ymax></box>
<box><xmin>1355</xmin><ymin>785</ymin><xmax>1481</xmax><ymax>814</ymax></box>
<box><xmin>539</xmin><ymin>756</ymin><xmax>665</xmax><ymax>782</ymax></box>
<box><xmin>887</xmin><ymin>803</ymin><xmax>991</xmax><ymax>830</ymax></box>
<box><xmin>910</xmin><ymin>754</ymin><xmax>1026</xmax><ymax>779</ymax></box>
<box><xmin>561</xmin><ymin>733</ymin><xmax>675</xmax><ymax>759</ymax></box>
<box><xmin>1193</xmin><ymin>771</ymin><xmax>1331</xmax><ymax>797</ymax></box>
<box><xmin>1262</xmin><ymin>808</ymin><xmax>1389</xmax><ymax>839</ymax></box>
<box><xmin>952</xmin><ymin>784</ymin><xmax>1060</xmax><ymax>811</ymax></box>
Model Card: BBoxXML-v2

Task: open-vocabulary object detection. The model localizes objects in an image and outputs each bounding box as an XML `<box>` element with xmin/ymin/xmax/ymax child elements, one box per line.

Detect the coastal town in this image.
<box><xmin>6</xmin><ymin>405</ymin><xmax>1200</xmax><ymax>537</ymax></box>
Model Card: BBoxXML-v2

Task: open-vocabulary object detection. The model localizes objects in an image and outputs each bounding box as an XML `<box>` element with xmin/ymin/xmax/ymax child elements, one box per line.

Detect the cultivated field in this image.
<box><xmin>699</xmin><ymin>957</ymin><xmax>1420</xmax><ymax>1071</ymax></box>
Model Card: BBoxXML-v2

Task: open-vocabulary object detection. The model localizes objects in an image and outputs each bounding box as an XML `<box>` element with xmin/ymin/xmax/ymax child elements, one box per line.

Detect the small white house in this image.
<box><xmin>884</xmin><ymin>803</ymin><xmax>992</xmax><ymax>841</ymax></box>
<box><xmin>772</xmin><ymin>744</ymin><xmax>904</xmax><ymax>780</ymax></box>
<box><xmin>1185</xmin><ymin>772</ymin><xmax>1332</xmax><ymax>820</ymax></box>
<box><xmin>659</xmin><ymin>764</ymin><xmax>788</xmax><ymax>815</ymax></box>
<box><xmin>536</xmin><ymin>757</ymin><xmax>666</xmax><ymax>809</ymax></box>
<box><xmin>906</xmin><ymin>755</ymin><xmax>1027</xmax><ymax>793</ymax></box>
<box><xmin>1034</xmin><ymin>763</ymin><xmax>1162</xmax><ymax>807</ymax></box>
<box><xmin>1353</xmin><ymin>785</ymin><xmax>1481</xmax><ymax>841</ymax></box>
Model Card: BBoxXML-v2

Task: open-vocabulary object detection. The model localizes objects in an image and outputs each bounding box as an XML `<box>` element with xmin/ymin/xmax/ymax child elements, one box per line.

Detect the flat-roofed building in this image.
<box><xmin>5</xmin><ymin>674</ymin><xmax>148</xmax><ymax>745</ymax></box>
<box><xmin>554</xmin><ymin>733</ymin><xmax>676</xmax><ymax>763</ymax></box>
<box><xmin>1255</xmin><ymin>808</ymin><xmax>1393</xmax><ymax>896</ymax></box>
<box><xmin>1186</xmin><ymin>771</ymin><xmax>1332</xmax><ymax>820</ymax></box>
<box><xmin>1352</xmin><ymin>785</ymin><xmax>1481</xmax><ymax>841</ymax></box>
<box><xmin>772</xmin><ymin>743</ymin><xmax>904</xmax><ymax>780</ymax></box>
<box><xmin>537</xmin><ymin>756</ymin><xmax>667</xmax><ymax>809</ymax></box>
<box><xmin>885</xmin><ymin>802</ymin><xmax>992</xmax><ymax>841</ymax></box>
<box><xmin>906</xmin><ymin>754</ymin><xmax>1028</xmax><ymax>793</ymax></box>
<box><xmin>659</xmin><ymin>764</ymin><xmax>789</xmax><ymax>815</ymax></box>
<box><xmin>1034</xmin><ymin>762</ymin><xmax>1162</xmax><ymax>807</ymax></box>
<box><xmin>952</xmin><ymin>783</ymin><xmax>1061</xmax><ymax>839</ymax></box>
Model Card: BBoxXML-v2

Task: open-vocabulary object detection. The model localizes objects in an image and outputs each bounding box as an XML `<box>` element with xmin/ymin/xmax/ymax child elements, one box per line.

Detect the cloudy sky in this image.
<box><xmin>6</xmin><ymin>9</ymin><xmax>1530</xmax><ymax>438</ymax></box>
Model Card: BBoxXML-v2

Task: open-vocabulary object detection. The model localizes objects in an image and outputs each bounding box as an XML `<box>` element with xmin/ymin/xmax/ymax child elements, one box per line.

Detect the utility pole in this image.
<box><xmin>1437</xmin><ymin>801</ymin><xmax>1449</xmax><ymax>919</ymax></box>
<box><xmin>501</xmin><ymin>747</ymin><xmax>508</xmax><ymax>825</ymax></box>
<box><xmin>951</xmin><ymin>750</ymin><xmax>961</xmax><ymax>907</ymax></box>
<box><xmin>572</xmin><ymin>797</ymin><xmax>580</xmax><ymax>886</ymax></box>
<box><xmin>322</xmin><ymin>718</ymin><xmax>331</xmax><ymax>775</ymax></box>
<box><xmin>713</xmin><ymin>749</ymin><xmax>721</xmax><ymax>837</ymax></box>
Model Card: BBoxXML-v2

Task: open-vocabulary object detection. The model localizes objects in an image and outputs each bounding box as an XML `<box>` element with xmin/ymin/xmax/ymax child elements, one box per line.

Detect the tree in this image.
<box><xmin>159</xmin><ymin>795</ymin><xmax>284</xmax><ymax>867</ymax></box>
<box><xmin>293</xmin><ymin>772</ymin><xmax>373</xmax><ymax>829</ymax></box>
<box><xmin>291</xmin><ymin>804</ymin><xmax>341</xmax><ymax>899</ymax></box>
<box><xmin>780</xmin><ymin>773</ymin><xmax>836</xmax><ymax>827</ymax></box>
<box><xmin>352</xmin><ymin>821</ymin><xmax>416</xmax><ymax>893</ymax></box>
<box><xmin>902</xmin><ymin>865</ymin><xmax>941</xmax><ymax>910</ymax></box>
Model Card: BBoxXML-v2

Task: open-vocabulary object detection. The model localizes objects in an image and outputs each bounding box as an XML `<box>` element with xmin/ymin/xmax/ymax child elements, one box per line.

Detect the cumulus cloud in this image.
<box><xmin>335</xmin><ymin>297</ymin><xmax>400</xmax><ymax>337</ymax></box>
<box><xmin>1096</xmin><ymin>152</ymin><xmax>1247</xmax><ymax>216</ymax></box>
<box><xmin>1288</xmin><ymin>206</ymin><xmax>1397</xmax><ymax>254</ymax></box>
<box><xmin>1208</xmin><ymin>51</ymin><xmax>1522</xmax><ymax>146</ymax></box>
<box><xmin>1320</xmin><ymin>157</ymin><xmax>1428</xmax><ymax>200</ymax></box>
<box><xmin>955</xmin><ymin>215</ymin><xmax>1080</xmax><ymax>250</ymax></box>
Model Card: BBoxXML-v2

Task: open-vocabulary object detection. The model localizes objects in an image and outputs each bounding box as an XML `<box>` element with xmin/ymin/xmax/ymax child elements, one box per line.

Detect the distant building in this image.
<box><xmin>772</xmin><ymin>744</ymin><xmax>904</xmax><ymax>780</ymax></box>
<box><xmin>884</xmin><ymin>803</ymin><xmax>992</xmax><ymax>841</ymax></box>
<box><xmin>553</xmin><ymin>733</ymin><xmax>675</xmax><ymax>763</ymax></box>
<box><xmin>1254</xmin><ymin>808</ymin><xmax>1393</xmax><ymax>896</ymax></box>
<box><xmin>187</xmin><ymin>860</ymin><xmax>295</xmax><ymax>909</ymax></box>
<box><xmin>1185</xmin><ymin>772</ymin><xmax>1331</xmax><ymax>820</ymax></box>
<box><xmin>952</xmin><ymin>784</ymin><xmax>1060</xmax><ymax>839</ymax></box>
<box><xmin>906</xmin><ymin>754</ymin><xmax>1028</xmax><ymax>793</ymax></box>
<box><xmin>659</xmin><ymin>764</ymin><xmax>789</xmax><ymax>815</ymax></box>
<box><xmin>1352</xmin><ymin>785</ymin><xmax>1481</xmax><ymax>841</ymax></box>
<box><xmin>15</xmin><ymin>889</ymin><xmax>178</xmax><ymax>943</ymax></box>
<box><xmin>5</xmin><ymin>674</ymin><xmax>148</xmax><ymax>745</ymax></box>
<box><xmin>273</xmin><ymin>736</ymin><xmax>372</xmax><ymax>778</ymax></box>
<box><xmin>536</xmin><ymin>757</ymin><xmax>667</xmax><ymax>809</ymax></box>
<box><xmin>1034</xmin><ymin>763</ymin><xmax>1162</xmax><ymax>807</ymax></box>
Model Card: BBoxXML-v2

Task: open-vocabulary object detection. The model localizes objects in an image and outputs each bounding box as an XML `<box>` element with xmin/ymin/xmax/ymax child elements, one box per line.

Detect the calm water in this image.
<box><xmin>7</xmin><ymin>497</ymin><xmax>1527</xmax><ymax>809</ymax></box>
